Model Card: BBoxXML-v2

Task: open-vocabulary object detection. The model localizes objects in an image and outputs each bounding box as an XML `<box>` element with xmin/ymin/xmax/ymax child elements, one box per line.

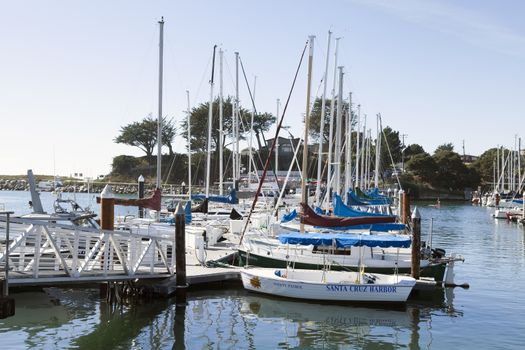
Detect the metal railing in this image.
<box><xmin>0</xmin><ymin>216</ymin><xmax>176</xmax><ymax>286</ymax></box>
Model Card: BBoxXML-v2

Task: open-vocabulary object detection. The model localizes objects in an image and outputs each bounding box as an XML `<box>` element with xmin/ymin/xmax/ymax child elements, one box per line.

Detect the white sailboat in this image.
<box><xmin>240</xmin><ymin>232</ymin><xmax>416</xmax><ymax>303</ymax></box>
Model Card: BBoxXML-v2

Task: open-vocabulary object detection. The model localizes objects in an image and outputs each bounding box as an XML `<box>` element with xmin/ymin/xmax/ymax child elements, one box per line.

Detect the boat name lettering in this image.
<box><xmin>273</xmin><ymin>282</ymin><xmax>302</xmax><ymax>289</ymax></box>
<box><xmin>326</xmin><ymin>285</ymin><xmax>368</xmax><ymax>292</ymax></box>
<box><xmin>326</xmin><ymin>285</ymin><xmax>398</xmax><ymax>293</ymax></box>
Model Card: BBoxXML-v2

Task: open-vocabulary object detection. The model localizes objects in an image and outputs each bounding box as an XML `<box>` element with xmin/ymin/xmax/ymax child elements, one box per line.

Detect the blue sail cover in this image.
<box><xmin>513</xmin><ymin>199</ymin><xmax>523</xmax><ymax>205</ymax></box>
<box><xmin>281</xmin><ymin>209</ymin><xmax>298</xmax><ymax>223</ymax></box>
<box><xmin>333</xmin><ymin>193</ymin><xmax>394</xmax><ymax>218</ymax></box>
<box><xmin>192</xmin><ymin>189</ymin><xmax>238</xmax><ymax>204</ymax></box>
<box><xmin>314</xmin><ymin>206</ymin><xmax>326</xmax><ymax>215</ymax></box>
<box><xmin>279</xmin><ymin>232</ymin><xmax>411</xmax><ymax>248</ymax></box>
<box><xmin>325</xmin><ymin>223</ymin><xmax>406</xmax><ymax>232</ymax></box>
<box><xmin>346</xmin><ymin>190</ymin><xmax>390</xmax><ymax>206</ymax></box>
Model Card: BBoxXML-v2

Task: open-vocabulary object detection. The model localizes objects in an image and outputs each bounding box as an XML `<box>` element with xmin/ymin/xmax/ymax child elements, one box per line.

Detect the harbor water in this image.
<box><xmin>1</xmin><ymin>191</ymin><xmax>525</xmax><ymax>349</ymax></box>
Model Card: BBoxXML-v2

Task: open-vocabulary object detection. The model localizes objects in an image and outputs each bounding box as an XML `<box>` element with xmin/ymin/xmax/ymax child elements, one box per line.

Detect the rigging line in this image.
<box><xmin>239</xmin><ymin>41</ymin><xmax>309</xmax><ymax>244</ymax></box>
<box><xmin>192</xmin><ymin>50</ymin><xmax>214</xmax><ymax>107</ymax></box>
<box><xmin>380</xmin><ymin>115</ymin><xmax>402</xmax><ymax>190</ymax></box>
<box><xmin>238</xmin><ymin>57</ymin><xmax>282</xmax><ymax>191</ymax></box>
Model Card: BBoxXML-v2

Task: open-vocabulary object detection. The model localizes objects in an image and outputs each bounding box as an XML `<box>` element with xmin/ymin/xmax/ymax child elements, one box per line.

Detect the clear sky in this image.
<box><xmin>1</xmin><ymin>0</ymin><xmax>524</xmax><ymax>177</ymax></box>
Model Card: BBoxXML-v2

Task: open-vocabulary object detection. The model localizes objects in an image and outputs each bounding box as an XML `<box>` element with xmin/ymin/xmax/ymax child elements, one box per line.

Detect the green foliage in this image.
<box><xmin>405</xmin><ymin>153</ymin><xmax>437</xmax><ymax>182</ymax></box>
<box><xmin>403</xmin><ymin>144</ymin><xmax>426</xmax><ymax>162</ymax></box>
<box><xmin>432</xmin><ymin>150</ymin><xmax>479</xmax><ymax>189</ymax></box>
<box><xmin>110</xmin><ymin>155</ymin><xmax>146</xmax><ymax>176</ymax></box>
<box><xmin>434</xmin><ymin>143</ymin><xmax>454</xmax><ymax>154</ymax></box>
<box><xmin>379</xmin><ymin>126</ymin><xmax>402</xmax><ymax>171</ymax></box>
<box><xmin>471</xmin><ymin>148</ymin><xmax>499</xmax><ymax>186</ymax></box>
<box><xmin>308</xmin><ymin>97</ymin><xmax>351</xmax><ymax>143</ymax></box>
<box><xmin>180</xmin><ymin>96</ymin><xmax>276</xmax><ymax>153</ymax></box>
<box><xmin>114</xmin><ymin>116</ymin><xmax>176</xmax><ymax>161</ymax></box>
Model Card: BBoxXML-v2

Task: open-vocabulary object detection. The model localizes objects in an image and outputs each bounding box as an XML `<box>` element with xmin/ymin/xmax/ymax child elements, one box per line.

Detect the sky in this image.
<box><xmin>1</xmin><ymin>0</ymin><xmax>524</xmax><ymax>177</ymax></box>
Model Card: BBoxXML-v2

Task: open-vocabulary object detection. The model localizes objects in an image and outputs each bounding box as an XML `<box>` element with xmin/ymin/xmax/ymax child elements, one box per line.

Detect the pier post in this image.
<box><xmin>175</xmin><ymin>203</ymin><xmax>188</xmax><ymax>305</ymax></box>
<box><xmin>1</xmin><ymin>211</ymin><xmax>15</xmax><ymax>319</ymax></box>
<box><xmin>411</xmin><ymin>207</ymin><xmax>421</xmax><ymax>279</ymax></box>
<box><xmin>402</xmin><ymin>191</ymin><xmax>410</xmax><ymax>224</ymax></box>
<box><xmin>138</xmin><ymin>175</ymin><xmax>145</xmax><ymax>218</ymax></box>
<box><xmin>100</xmin><ymin>185</ymin><xmax>114</xmax><ymax>231</ymax></box>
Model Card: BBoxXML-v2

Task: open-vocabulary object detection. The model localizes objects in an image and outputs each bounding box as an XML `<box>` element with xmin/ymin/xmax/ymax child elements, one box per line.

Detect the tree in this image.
<box><xmin>403</xmin><ymin>144</ymin><xmax>426</xmax><ymax>162</ymax></box>
<box><xmin>405</xmin><ymin>153</ymin><xmax>437</xmax><ymax>182</ymax></box>
<box><xmin>471</xmin><ymin>148</ymin><xmax>500</xmax><ymax>186</ymax></box>
<box><xmin>379</xmin><ymin>126</ymin><xmax>402</xmax><ymax>172</ymax></box>
<box><xmin>110</xmin><ymin>155</ymin><xmax>147</xmax><ymax>177</ymax></box>
<box><xmin>432</xmin><ymin>150</ymin><xmax>479</xmax><ymax>189</ymax></box>
<box><xmin>308</xmin><ymin>97</ymin><xmax>351</xmax><ymax>143</ymax></box>
<box><xmin>114</xmin><ymin>116</ymin><xmax>176</xmax><ymax>163</ymax></box>
<box><xmin>181</xmin><ymin>97</ymin><xmax>276</xmax><ymax>153</ymax></box>
<box><xmin>434</xmin><ymin>143</ymin><xmax>454</xmax><ymax>154</ymax></box>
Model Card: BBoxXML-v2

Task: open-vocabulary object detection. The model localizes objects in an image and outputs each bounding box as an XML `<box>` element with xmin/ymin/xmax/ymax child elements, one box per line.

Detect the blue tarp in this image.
<box><xmin>333</xmin><ymin>193</ymin><xmax>393</xmax><ymax>218</ymax></box>
<box><xmin>281</xmin><ymin>209</ymin><xmax>297</xmax><ymax>223</ymax></box>
<box><xmin>324</xmin><ymin>223</ymin><xmax>406</xmax><ymax>232</ymax></box>
<box><xmin>346</xmin><ymin>190</ymin><xmax>390</xmax><ymax>206</ymax></box>
<box><xmin>192</xmin><ymin>189</ymin><xmax>238</xmax><ymax>204</ymax></box>
<box><xmin>279</xmin><ymin>232</ymin><xmax>411</xmax><ymax>248</ymax></box>
<box><xmin>513</xmin><ymin>199</ymin><xmax>523</xmax><ymax>205</ymax></box>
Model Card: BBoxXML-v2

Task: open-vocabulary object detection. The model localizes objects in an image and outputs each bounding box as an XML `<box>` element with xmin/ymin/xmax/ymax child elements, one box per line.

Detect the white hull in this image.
<box><xmin>241</xmin><ymin>267</ymin><xmax>415</xmax><ymax>303</ymax></box>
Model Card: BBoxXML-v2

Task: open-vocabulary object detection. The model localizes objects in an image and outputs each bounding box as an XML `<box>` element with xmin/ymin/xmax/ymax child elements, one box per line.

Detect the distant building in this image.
<box><xmin>461</xmin><ymin>154</ymin><xmax>479</xmax><ymax>164</ymax></box>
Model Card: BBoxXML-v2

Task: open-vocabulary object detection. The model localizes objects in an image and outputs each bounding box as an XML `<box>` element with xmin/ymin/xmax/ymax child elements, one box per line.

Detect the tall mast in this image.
<box><xmin>325</xmin><ymin>37</ymin><xmax>340</xmax><ymax>201</ymax></box>
<box><xmin>301</xmin><ymin>35</ymin><xmax>315</xmax><ymax>233</ymax></box>
<box><xmin>186</xmin><ymin>90</ymin><xmax>192</xmax><ymax>197</ymax></box>
<box><xmin>219</xmin><ymin>48</ymin><xmax>224</xmax><ymax>195</ymax></box>
<box><xmin>518</xmin><ymin>137</ymin><xmax>521</xmax><ymax>191</ymax></box>
<box><xmin>275</xmin><ymin>99</ymin><xmax>280</xmax><ymax>173</ymax></box>
<box><xmin>248</xmin><ymin>76</ymin><xmax>257</xmax><ymax>186</ymax></box>
<box><xmin>345</xmin><ymin>92</ymin><xmax>352</xmax><ymax>193</ymax></box>
<box><xmin>355</xmin><ymin>104</ymin><xmax>361</xmax><ymax>189</ymax></box>
<box><xmin>316</xmin><ymin>30</ymin><xmax>332</xmax><ymax>205</ymax></box>
<box><xmin>360</xmin><ymin>115</ymin><xmax>367</xmax><ymax>188</ymax></box>
<box><xmin>235</xmin><ymin>52</ymin><xmax>240</xmax><ymax>182</ymax></box>
<box><xmin>374</xmin><ymin>114</ymin><xmax>381</xmax><ymax>188</ymax></box>
<box><xmin>205</xmin><ymin>45</ymin><xmax>217</xmax><ymax>198</ymax></box>
<box><xmin>156</xmin><ymin>17</ymin><xmax>164</xmax><ymax>191</ymax></box>
<box><xmin>334</xmin><ymin>66</ymin><xmax>344</xmax><ymax>196</ymax></box>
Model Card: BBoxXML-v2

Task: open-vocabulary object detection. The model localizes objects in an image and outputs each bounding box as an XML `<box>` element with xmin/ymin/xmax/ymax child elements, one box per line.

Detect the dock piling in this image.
<box><xmin>411</xmin><ymin>207</ymin><xmax>421</xmax><ymax>280</ymax></box>
<box><xmin>100</xmin><ymin>185</ymin><xmax>115</xmax><ymax>231</ymax></box>
<box><xmin>138</xmin><ymin>175</ymin><xmax>145</xmax><ymax>218</ymax></box>
<box><xmin>175</xmin><ymin>203</ymin><xmax>188</xmax><ymax>305</ymax></box>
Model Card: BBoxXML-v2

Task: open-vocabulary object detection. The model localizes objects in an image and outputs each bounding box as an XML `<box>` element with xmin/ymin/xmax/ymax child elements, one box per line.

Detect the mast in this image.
<box><xmin>186</xmin><ymin>90</ymin><xmax>192</xmax><ymax>197</ymax></box>
<box><xmin>355</xmin><ymin>104</ymin><xmax>361</xmax><ymax>189</ymax></box>
<box><xmin>316</xmin><ymin>30</ymin><xmax>332</xmax><ymax>205</ymax></box>
<box><xmin>156</xmin><ymin>17</ymin><xmax>164</xmax><ymax>191</ymax></box>
<box><xmin>345</xmin><ymin>92</ymin><xmax>352</xmax><ymax>193</ymax></box>
<box><xmin>301</xmin><ymin>35</ymin><xmax>315</xmax><ymax>233</ymax></box>
<box><xmin>205</xmin><ymin>45</ymin><xmax>217</xmax><ymax>198</ymax></box>
<box><xmin>334</xmin><ymin>66</ymin><xmax>344</xmax><ymax>196</ymax></box>
<box><xmin>360</xmin><ymin>115</ymin><xmax>367</xmax><ymax>188</ymax></box>
<box><xmin>518</xmin><ymin>137</ymin><xmax>525</xmax><ymax>191</ymax></box>
<box><xmin>374</xmin><ymin>114</ymin><xmax>381</xmax><ymax>188</ymax></box>
<box><xmin>325</xmin><ymin>37</ymin><xmax>340</xmax><ymax>202</ymax></box>
<box><xmin>275</xmin><ymin>99</ymin><xmax>280</xmax><ymax>173</ymax></box>
<box><xmin>248</xmin><ymin>76</ymin><xmax>257</xmax><ymax>186</ymax></box>
<box><xmin>219</xmin><ymin>48</ymin><xmax>224</xmax><ymax>195</ymax></box>
<box><xmin>235</xmin><ymin>52</ymin><xmax>240</xmax><ymax>182</ymax></box>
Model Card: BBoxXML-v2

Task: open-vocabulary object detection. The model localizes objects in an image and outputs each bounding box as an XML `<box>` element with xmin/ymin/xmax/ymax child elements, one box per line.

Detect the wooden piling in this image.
<box><xmin>175</xmin><ymin>203</ymin><xmax>188</xmax><ymax>305</ymax></box>
<box><xmin>100</xmin><ymin>185</ymin><xmax>115</xmax><ymax>231</ymax></box>
<box><xmin>411</xmin><ymin>207</ymin><xmax>421</xmax><ymax>280</ymax></box>
<box><xmin>138</xmin><ymin>175</ymin><xmax>145</xmax><ymax>218</ymax></box>
<box><xmin>402</xmin><ymin>191</ymin><xmax>410</xmax><ymax>224</ymax></box>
